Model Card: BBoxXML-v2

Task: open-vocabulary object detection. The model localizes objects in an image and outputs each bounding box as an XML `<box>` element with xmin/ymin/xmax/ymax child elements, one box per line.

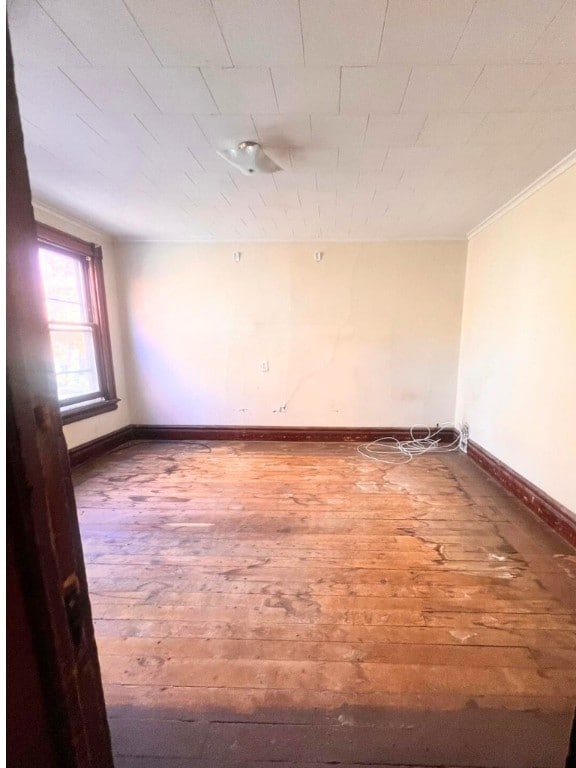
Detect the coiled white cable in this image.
<box><xmin>357</xmin><ymin>423</ymin><xmax>463</xmax><ymax>465</ymax></box>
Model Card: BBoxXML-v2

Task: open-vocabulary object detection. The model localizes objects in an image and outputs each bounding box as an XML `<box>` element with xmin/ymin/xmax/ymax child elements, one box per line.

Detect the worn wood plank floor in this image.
<box><xmin>74</xmin><ymin>440</ymin><xmax>576</xmax><ymax>768</ymax></box>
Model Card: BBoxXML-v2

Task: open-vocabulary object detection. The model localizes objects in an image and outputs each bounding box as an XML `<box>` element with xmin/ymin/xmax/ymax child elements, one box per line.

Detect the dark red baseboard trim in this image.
<box><xmin>130</xmin><ymin>424</ymin><xmax>458</xmax><ymax>443</ymax></box>
<box><xmin>68</xmin><ymin>425</ymin><xmax>134</xmax><ymax>468</ymax></box>
<box><xmin>468</xmin><ymin>440</ymin><xmax>576</xmax><ymax>548</ymax></box>
<box><xmin>68</xmin><ymin>426</ymin><xmax>575</xmax><ymax>548</ymax></box>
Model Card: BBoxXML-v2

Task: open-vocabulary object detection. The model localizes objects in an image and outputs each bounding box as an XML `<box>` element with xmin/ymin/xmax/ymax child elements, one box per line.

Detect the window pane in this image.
<box><xmin>39</xmin><ymin>247</ymin><xmax>89</xmax><ymax>322</ymax></box>
<box><xmin>49</xmin><ymin>327</ymin><xmax>100</xmax><ymax>401</ymax></box>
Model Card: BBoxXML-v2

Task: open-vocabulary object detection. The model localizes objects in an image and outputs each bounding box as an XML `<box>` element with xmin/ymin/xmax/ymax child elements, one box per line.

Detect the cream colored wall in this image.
<box><xmin>115</xmin><ymin>241</ymin><xmax>466</xmax><ymax>428</ymax></box>
<box><xmin>33</xmin><ymin>205</ymin><xmax>132</xmax><ymax>449</ymax></box>
<box><xmin>456</xmin><ymin>164</ymin><xmax>576</xmax><ymax>513</ymax></box>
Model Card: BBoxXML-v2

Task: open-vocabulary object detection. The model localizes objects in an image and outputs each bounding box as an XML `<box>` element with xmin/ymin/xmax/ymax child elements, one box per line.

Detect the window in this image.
<box><xmin>36</xmin><ymin>223</ymin><xmax>118</xmax><ymax>424</ymax></box>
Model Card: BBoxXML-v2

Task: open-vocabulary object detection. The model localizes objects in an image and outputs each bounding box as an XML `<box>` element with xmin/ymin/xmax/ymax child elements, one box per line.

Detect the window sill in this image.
<box><xmin>61</xmin><ymin>398</ymin><xmax>120</xmax><ymax>425</ymax></box>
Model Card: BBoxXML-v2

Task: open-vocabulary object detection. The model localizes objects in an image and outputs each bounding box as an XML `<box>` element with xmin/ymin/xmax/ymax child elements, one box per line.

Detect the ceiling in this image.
<box><xmin>9</xmin><ymin>0</ymin><xmax>576</xmax><ymax>241</ymax></box>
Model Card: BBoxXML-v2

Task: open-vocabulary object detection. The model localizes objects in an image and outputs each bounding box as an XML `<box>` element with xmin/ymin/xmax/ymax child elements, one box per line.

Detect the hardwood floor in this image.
<box><xmin>74</xmin><ymin>440</ymin><xmax>576</xmax><ymax>768</ymax></box>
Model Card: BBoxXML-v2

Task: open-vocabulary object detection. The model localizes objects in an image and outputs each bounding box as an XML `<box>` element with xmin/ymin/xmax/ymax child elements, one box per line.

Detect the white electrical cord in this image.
<box><xmin>357</xmin><ymin>423</ymin><xmax>463</xmax><ymax>465</ymax></box>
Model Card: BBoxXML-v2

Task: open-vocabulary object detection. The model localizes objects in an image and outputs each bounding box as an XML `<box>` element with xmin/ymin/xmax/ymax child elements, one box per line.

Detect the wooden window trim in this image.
<box><xmin>36</xmin><ymin>223</ymin><xmax>119</xmax><ymax>425</ymax></box>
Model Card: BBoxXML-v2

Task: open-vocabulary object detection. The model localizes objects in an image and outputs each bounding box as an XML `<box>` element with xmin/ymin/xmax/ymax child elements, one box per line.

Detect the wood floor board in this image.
<box><xmin>103</xmin><ymin>683</ymin><xmax>576</xmax><ymax>717</ymax></box>
<box><xmin>93</xmin><ymin>619</ymin><xmax>576</xmax><ymax>649</ymax></box>
<box><xmin>96</xmin><ymin>637</ymin><xmax>576</xmax><ymax>669</ymax></box>
<box><xmin>74</xmin><ymin>440</ymin><xmax>576</xmax><ymax>767</ymax></box>
<box><xmin>88</xmin><ymin>592</ymin><xmax>570</xmax><ymax>616</ymax></box>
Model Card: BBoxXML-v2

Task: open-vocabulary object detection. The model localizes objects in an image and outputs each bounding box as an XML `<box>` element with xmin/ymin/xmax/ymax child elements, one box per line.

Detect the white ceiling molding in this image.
<box><xmin>113</xmin><ymin>236</ymin><xmax>468</xmax><ymax>244</ymax></box>
<box><xmin>467</xmin><ymin>149</ymin><xmax>576</xmax><ymax>239</ymax></box>
<box><xmin>33</xmin><ymin>200</ymin><xmax>115</xmax><ymax>241</ymax></box>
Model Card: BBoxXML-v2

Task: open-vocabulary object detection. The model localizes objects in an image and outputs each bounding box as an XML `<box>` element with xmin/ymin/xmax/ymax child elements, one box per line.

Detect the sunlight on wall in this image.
<box><xmin>116</xmin><ymin>241</ymin><xmax>467</xmax><ymax>428</ymax></box>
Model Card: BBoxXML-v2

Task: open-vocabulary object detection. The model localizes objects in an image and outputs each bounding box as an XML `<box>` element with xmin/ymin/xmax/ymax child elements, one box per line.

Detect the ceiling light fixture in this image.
<box><xmin>217</xmin><ymin>141</ymin><xmax>282</xmax><ymax>175</ymax></box>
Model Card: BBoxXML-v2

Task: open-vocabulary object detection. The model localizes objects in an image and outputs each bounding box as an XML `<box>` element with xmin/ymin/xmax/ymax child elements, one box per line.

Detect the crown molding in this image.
<box><xmin>467</xmin><ymin>149</ymin><xmax>576</xmax><ymax>240</ymax></box>
<box><xmin>113</xmin><ymin>237</ymin><xmax>467</xmax><ymax>245</ymax></box>
<box><xmin>32</xmin><ymin>199</ymin><xmax>115</xmax><ymax>241</ymax></box>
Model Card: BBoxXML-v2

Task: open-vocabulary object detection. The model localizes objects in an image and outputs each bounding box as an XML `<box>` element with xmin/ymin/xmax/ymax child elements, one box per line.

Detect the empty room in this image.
<box><xmin>5</xmin><ymin>1</ymin><xmax>576</xmax><ymax>767</ymax></box>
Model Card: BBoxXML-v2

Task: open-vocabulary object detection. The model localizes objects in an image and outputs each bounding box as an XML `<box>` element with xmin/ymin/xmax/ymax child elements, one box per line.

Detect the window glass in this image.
<box><xmin>39</xmin><ymin>247</ymin><xmax>89</xmax><ymax>323</ymax></box>
<box><xmin>38</xmin><ymin>246</ymin><xmax>100</xmax><ymax>403</ymax></box>
<box><xmin>36</xmin><ymin>223</ymin><xmax>118</xmax><ymax>424</ymax></box>
<box><xmin>50</xmin><ymin>327</ymin><xmax>99</xmax><ymax>401</ymax></box>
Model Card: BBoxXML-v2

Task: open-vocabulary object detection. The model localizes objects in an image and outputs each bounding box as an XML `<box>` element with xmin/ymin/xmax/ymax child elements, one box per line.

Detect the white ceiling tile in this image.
<box><xmin>397</xmin><ymin>166</ymin><xmax>447</xmax><ymax>193</ymax></box>
<box><xmin>357</xmin><ymin>168</ymin><xmax>403</xmax><ymax>191</ymax></box>
<box><xmin>213</xmin><ymin>0</ymin><xmax>303</xmax><ymax>65</ymax></box>
<box><xmin>378</xmin><ymin>0</ymin><xmax>476</xmax><ymax>64</ymax></box>
<box><xmin>14</xmin><ymin>66</ymin><xmax>96</xmax><ymax>113</ymax></box>
<box><xmin>189</xmin><ymin>148</ymin><xmax>243</xmax><ymax>174</ymax></box>
<box><xmin>529</xmin><ymin>65</ymin><xmax>576</xmax><ymax>110</ymax></box>
<box><xmin>135</xmin><ymin>113</ymin><xmax>210</xmax><ymax>147</ymax></box>
<box><xmin>22</xmin><ymin>120</ymin><xmax>113</xmax><ymax>173</ymax></box>
<box><xmin>273</xmin><ymin>172</ymin><xmax>317</xmax><ymax>193</ymax></box>
<box><xmin>183</xmin><ymin>172</ymin><xmax>238</xmax><ymax>195</ymax></box>
<box><xmin>21</xmin><ymin>119</ymin><xmax>107</xmax><ymax>172</ymax></box>
<box><xmin>289</xmin><ymin>148</ymin><xmax>338</xmax><ymax>171</ymax></box>
<box><xmin>131</xmin><ymin>67</ymin><xmax>218</xmax><ymax>113</ymax></box>
<box><xmin>23</xmin><ymin>140</ymin><xmax>70</xmax><ymax>173</ymax></box>
<box><xmin>231</xmin><ymin>173</ymin><xmax>277</xmax><ymax>194</ymax></box>
<box><xmin>525</xmin><ymin>139</ymin><xmax>576</xmax><ymax>173</ymax></box>
<box><xmin>202</xmin><ymin>67</ymin><xmax>278</xmax><ymax>113</ymax></box>
<box><xmin>433</xmin><ymin>144</ymin><xmax>489</xmax><ymax>171</ymax></box>
<box><xmin>8</xmin><ymin>0</ymin><xmax>88</xmax><ymax>66</ymax></box>
<box><xmin>453</xmin><ymin>0</ymin><xmax>566</xmax><ymax>63</ymax></box>
<box><xmin>463</xmin><ymin>65</ymin><xmax>551</xmax><ymax>112</ymax></box>
<box><xmin>260</xmin><ymin>190</ymin><xmax>301</xmax><ymax>208</ymax></box>
<box><xmin>137</xmin><ymin>169</ymin><xmax>198</xmax><ymax>197</ymax></box>
<box><xmin>310</xmin><ymin>115</ymin><xmax>368</xmax><ymax>148</ymax></box>
<box><xmin>531</xmin><ymin>110</ymin><xmax>576</xmax><ymax>143</ymax></box>
<box><xmin>337</xmin><ymin>146</ymin><xmax>389</xmax><ymax>172</ymax></box>
<box><xmin>417</xmin><ymin>112</ymin><xmax>485</xmax><ymax>145</ymax></box>
<box><xmin>364</xmin><ymin>113</ymin><xmax>426</xmax><ymax>146</ymax></box>
<box><xmin>271</xmin><ymin>67</ymin><xmax>340</xmax><ymax>113</ymax></box>
<box><xmin>300</xmin><ymin>183</ymin><xmax>335</xmax><ymax>204</ymax></box>
<box><xmin>253</xmin><ymin>115</ymin><xmax>311</xmax><ymax>148</ymax></box>
<box><xmin>477</xmin><ymin>143</ymin><xmax>541</xmax><ymax>172</ymax></box>
<box><xmin>89</xmin><ymin>143</ymin><xmax>156</xmax><ymax>176</ymax></box>
<box><xmin>469</xmin><ymin>112</ymin><xmax>541</xmax><ymax>144</ymax></box>
<box><xmin>20</xmin><ymin>100</ymin><xmax>108</xmax><ymax>154</ymax></box>
<box><xmin>194</xmin><ymin>115</ymin><xmax>258</xmax><ymax>147</ymax></box>
<box><xmin>74</xmin><ymin>108</ymin><xmax>158</xmax><ymax>149</ymax></box>
<box><xmin>369</xmin><ymin>189</ymin><xmax>396</xmax><ymax>209</ymax></box>
<box><xmin>300</xmin><ymin>0</ymin><xmax>387</xmax><ymax>66</ymax></box>
<box><xmin>266</xmin><ymin>147</ymin><xmax>292</xmax><ymax>171</ymax></box>
<box><xmin>401</xmin><ymin>65</ymin><xmax>482</xmax><ymax>112</ymax></box>
<box><xmin>138</xmin><ymin>145</ymin><xmax>205</xmax><ymax>174</ymax></box>
<box><xmin>124</xmin><ymin>0</ymin><xmax>231</xmax><ymax>66</ymax></box>
<box><xmin>61</xmin><ymin>67</ymin><xmax>160</xmax><ymax>112</ymax></box>
<box><xmin>246</xmin><ymin>203</ymin><xmax>283</xmax><ymax>219</ymax></box>
<box><xmin>340</xmin><ymin>66</ymin><xmax>410</xmax><ymax>114</ymax></box>
<box><xmin>316</xmin><ymin>172</ymin><xmax>359</xmax><ymax>194</ymax></box>
<box><xmin>527</xmin><ymin>1</ymin><xmax>576</xmax><ymax>63</ymax></box>
<box><xmin>384</xmin><ymin>146</ymin><xmax>441</xmax><ymax>173</ymax></box>
<box><xmin>36</xmin><ymin>0</ymin><xmax>158</xmax><ymax>66</ymax></box>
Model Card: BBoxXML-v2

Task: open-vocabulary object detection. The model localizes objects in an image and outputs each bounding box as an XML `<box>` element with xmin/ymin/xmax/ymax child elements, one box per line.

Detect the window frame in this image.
<box><xmin>36</xmin><ymin>222</ymin><xmax>119</xmax><ymax>425</ymax></box>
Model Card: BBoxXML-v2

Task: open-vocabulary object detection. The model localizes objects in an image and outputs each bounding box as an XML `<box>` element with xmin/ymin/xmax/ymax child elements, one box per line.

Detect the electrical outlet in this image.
<box><xmin>260</xmin><ymin>360</ymin><xmax>269</xmax><ymax>373</ymax></box>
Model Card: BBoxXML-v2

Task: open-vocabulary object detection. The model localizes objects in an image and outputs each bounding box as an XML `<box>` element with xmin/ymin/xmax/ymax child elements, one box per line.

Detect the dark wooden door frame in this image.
<box><xmin>6</xmin><ymin>30</ymin><xmax>114</xmax><ymax>768</ymax></box>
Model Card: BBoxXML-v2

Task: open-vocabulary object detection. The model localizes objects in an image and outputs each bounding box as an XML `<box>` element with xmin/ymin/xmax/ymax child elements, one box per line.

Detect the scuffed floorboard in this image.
<box><xmin>73</xmin><ymin>440</ymin><xmax>576</xmax><ymax>767</ymax></box>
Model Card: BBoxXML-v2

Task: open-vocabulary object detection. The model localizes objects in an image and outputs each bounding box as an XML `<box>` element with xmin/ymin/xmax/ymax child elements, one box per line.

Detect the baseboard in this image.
<box><xmin>468</xmin><ymin>440</ymin><xmax>576</xmax><ymax>548</ymax></box>
<box><xmin>68</xmin><ymin>425</ymin><xmax>134</xmax><ymax>468</ymax></box>
<box><xmin>67</xmin><ymin>425</ymin><xmax>575</xmax><ymax>548</ymax></box>
<box><xmin>131</xmin><ymin>424</ymin><xmax>458</xmax><ymax>443</ymax></box>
